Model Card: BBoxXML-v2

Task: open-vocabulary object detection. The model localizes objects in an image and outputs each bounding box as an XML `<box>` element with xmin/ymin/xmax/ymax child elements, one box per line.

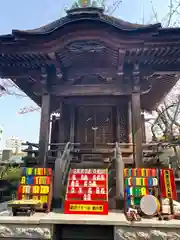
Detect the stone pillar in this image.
<box><xmin>115</xmin><ymin>144</ymin><xmax>124</xmax><ymax>209</ymax></box>
<box><xmin>38</xmin><ymin>93</ymin><xmax>51</xmax><ymax>166</ymax></box>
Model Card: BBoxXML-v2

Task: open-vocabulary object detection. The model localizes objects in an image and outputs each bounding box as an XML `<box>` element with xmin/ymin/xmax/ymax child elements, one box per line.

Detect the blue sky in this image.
<box><xmin>0</xmin><ymin>0</ymin><xmax>170</xmax><ymax>147</ymax></box>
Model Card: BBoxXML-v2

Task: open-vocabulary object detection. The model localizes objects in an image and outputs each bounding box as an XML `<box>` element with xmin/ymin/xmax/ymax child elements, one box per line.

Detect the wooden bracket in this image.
<box><xmin>47</xmin><ymin>52</ymin><xmax>63</xmax><ymax>80</ymax></box>
<box><xmin>40</xmin><ymin>67</ymin><xmax>48</xmax><ymax>93</ymax></box>
<box><xmin>132</xmin><ymin>63</ymin><xmax>141</xmax><ymax>92</ymax></box>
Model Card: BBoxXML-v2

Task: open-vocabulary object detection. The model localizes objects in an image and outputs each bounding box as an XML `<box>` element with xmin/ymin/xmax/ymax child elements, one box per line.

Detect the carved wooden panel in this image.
<box><xmin>67</xmin><ymin>40</ymin><xmax>105</xmax><ymax>53</ymax></box>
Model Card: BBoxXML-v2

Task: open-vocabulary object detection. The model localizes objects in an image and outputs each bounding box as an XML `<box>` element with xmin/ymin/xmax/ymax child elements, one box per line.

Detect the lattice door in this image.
<box><xmin>95</xmin><ymin>107</ymin><xmax>113</xmax><ymax>144</ymax></box>
<box><xmin>76</xmin><ymin>106</ymin><xmax>113</xmax><ymax>145</ymax></box>
<box><xmin>119</xmin><ymin>105</ymin><xmax>128</xmax><ymax>143</ymax></box>
<box><xmin>77</xmin><ymin>106</ymin><xmax>94</xmax><ymax>145</ymax></box>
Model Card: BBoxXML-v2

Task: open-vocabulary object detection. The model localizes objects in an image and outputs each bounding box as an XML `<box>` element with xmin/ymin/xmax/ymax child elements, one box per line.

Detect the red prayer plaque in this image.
<box><xmin>64</xmin><ymin>168</ymin><xmax>108</xmax><ymax>215</ymax></box>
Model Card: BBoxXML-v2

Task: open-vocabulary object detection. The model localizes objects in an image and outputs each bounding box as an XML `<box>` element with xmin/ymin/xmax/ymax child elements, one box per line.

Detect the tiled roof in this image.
<box><xmin>11</xmin><ymin>9</ymin><xmax>161</xmax><ymax>36</ymax></box>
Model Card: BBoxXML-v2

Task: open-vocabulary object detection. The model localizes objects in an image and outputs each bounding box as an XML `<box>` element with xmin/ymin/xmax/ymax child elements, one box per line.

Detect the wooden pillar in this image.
<box><xmin>53</xmin><ymin>102</ymin><xmax>64</xmax><ymax>209</ymax></box>
<box><xmin>50</xmin><ymin>115</ymin><xmax>60</xmax><ymax>157</ymax></box>
<box><xmin>128</xmin><ymin>100</ymin><xmax>132</xmax><ymax>143</ymax></box>
<box><xmin>141</xmin><ymin>112</ymin><xmax>146</xmax><ymax>142</ymax></box>
<box><xmin>58</xmin><ymin>102</ymin><xmax>65</xmax><ymax>143</ymax></box>
<box><xmin>64</xmin><ymin>104</ymin><xmax>71</xmax><ymax>142</ymax></box>
<box><xmin>116</xmin><ymin>105</ymin><xmax>120</xmax><ymax>142</ymax></box>
<box><xmin>131</xmin><ymin>64</ymin><xmax>143</xmax><ymax>167</ymax></box>
<box><xmin>70</xmin><ymin>106</ymin><xmax>75</xmax><ymax>143</ymax></box>
<box><xmin>38</xmin><ymin>93</ymin><xmax>51</xmax><ymax>166</ymax></box>
<box><xmin>50</xmin><ymin>115</ymin><xmax>57</xmax><ymax>145</ymax></box>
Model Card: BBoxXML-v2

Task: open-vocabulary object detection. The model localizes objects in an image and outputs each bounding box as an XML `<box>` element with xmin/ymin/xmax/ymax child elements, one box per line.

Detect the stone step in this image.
<box><xmin>70</xmin><ymin>161</ymin><xmax>109</xmax><ymax>169</ymax></box>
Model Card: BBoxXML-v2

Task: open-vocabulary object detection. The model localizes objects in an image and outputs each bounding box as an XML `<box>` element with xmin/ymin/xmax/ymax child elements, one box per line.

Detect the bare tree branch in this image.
<box><xmin>150</xmin><ymin>0</ymin><xmax>159</xmax><ymax>22</ymax></box>
<box><xmin>167</xmin><ymin>0</ymin><xmax>174</xmax><ymax>26</ymax></box>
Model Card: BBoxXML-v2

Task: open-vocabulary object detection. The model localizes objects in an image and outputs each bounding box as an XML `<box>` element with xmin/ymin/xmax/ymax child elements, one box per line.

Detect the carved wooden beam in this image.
<box><xmin>67</xmin><ymin>67</ymin><xmax>117</xmax><ymax>78</ymax></box>
<box><xmin>0</xmin><ymin>58</ymin><xmax>52</xmax><ymax>66</ymax></box>
<box><xmin>0</xmin><ymin>64</ymin><xmax>179</xmax><ymax>81</ymax></box>
<box><xmin>34</xmin><ymin>84</ymin><xmax>132</xmax><ymax>96</ymax></box>
<box><xmin>141</xmin><ymin>64</ymin><xmax>180</xmax><ymax>73</ymax></box>
<box><xmin>124</xmin><ymin>63</ymin><xmax>180</xmax><ymax>75</ymax></box>
<box><xmin>125</xmin><ymin>55</ymin><xmax>180</xmax><ymax>62</ymax></box>
<box><xmin>0</xmin><ymin>67</ymin><xmax>40</xmax><ymax>78</ymax></box>
<box><xmin>62</xmin><ymin>96</ymin><xmax>128</xmax><ymax>106</ymax></box>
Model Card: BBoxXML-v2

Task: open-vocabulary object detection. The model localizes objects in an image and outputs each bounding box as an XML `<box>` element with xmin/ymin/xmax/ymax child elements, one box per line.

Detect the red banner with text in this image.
<box><xmin>160</xmin><ymin>168</ymin><xmax>177</xmax><ymax>200</ymax></box>
<box><xmin>64</xmin><ymin>168</ymin><xmax>108</xmax><ymax>215</ymax></box>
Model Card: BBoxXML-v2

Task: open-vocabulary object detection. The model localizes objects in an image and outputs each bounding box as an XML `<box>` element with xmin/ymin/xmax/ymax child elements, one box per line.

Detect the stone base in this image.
<box><xmin>115</xmin><ymin>226</ymin><xmax>180</xmax><ymax>240</ymax></box>
<box><xmin>0</xmin><ymin>224</ymin><xmax>52</xmax><ymax>239</ymax></box>
<box><xmin>0</xmin><ymin>211</ymin><xmax>180</xmax><ymax>239</ymax></box>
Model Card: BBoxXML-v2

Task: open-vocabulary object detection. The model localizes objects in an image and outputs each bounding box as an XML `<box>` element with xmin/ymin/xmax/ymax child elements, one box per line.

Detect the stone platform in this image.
<box><xmin>0</xmin><ymin>211</ymin><xmax>180</xmax><ymax>239</ymax></box>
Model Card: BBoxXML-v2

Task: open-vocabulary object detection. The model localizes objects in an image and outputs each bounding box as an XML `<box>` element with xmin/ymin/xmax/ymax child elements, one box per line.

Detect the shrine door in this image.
<box><xmin>76</xmin><ymin>106</ymin><xmax>114</xmax><ymax>147</ymax></box>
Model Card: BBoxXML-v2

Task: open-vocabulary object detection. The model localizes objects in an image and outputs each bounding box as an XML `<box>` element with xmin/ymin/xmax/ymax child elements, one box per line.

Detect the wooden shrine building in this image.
<box><xmin>0</xmin><ymin>1</ymin><xmax>180</xmax><ymax>172</ymax></box>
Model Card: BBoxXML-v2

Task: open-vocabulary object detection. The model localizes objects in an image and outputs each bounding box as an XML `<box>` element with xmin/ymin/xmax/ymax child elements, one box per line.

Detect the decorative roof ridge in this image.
<box><xmin>102</xmin><ymin>15</ymin><xmax>161</xmax><ymax>31</ymax></box>
<box><xmin>10</xmin><ymin>16</ymin><xmax>162</xmax><ymax>38</ymax></box>
<box><xmin>66</xmin><ymin>6</ymin><xmax>104</xmax><ymax>16</ymax></box>
<box><xmin>7</xmin><ymin>0</ymin><xmax>162</xmax><ymax>37</ymax></box>
<box><xmin>11</xmin><ymin>16</ymin><xmax>69</xmax><ymax>35</ymax></box>
<box><xmin>69</xmin><ymin>0</ymin><xmax>103</xmax><ymax>10</ymax></box>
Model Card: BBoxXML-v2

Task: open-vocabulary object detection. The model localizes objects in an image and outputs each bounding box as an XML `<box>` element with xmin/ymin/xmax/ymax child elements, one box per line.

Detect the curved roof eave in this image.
<box><xmin>10</xmin><ymin>14</ymin><xmax>162</xmax><ymax>37</ymax></box>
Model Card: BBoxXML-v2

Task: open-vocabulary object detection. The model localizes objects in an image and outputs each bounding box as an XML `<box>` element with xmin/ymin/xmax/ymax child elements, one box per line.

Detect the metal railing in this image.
<box><xmin>53</xmin><ymin>142</ymin><xmax>81</xmax><ymax>203</ymax></box>
<box><xmin>22</xmin><ymin>141</ymin><xmax>82</xmax><ymax>157</ymax></box>
<box><xmin>53</xmin><ymin>142</ymin><xmax>71</xmax><ymax>203</ymax></box>
<box><xmin>61</xmin><ymin>142</ymin><xmax>73</xmax><ymax>185</ymax></box>
<box><xmin>22</xmin><ymin>141</ymin><xmax>67</xmax><ymax>156</ymax></box>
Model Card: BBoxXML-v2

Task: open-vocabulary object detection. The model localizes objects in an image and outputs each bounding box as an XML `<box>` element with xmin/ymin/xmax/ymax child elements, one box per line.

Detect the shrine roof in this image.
<box><xmin>9</xmin><ymin>12</ymin><xmax>160</xmax><ymax>36</ymax></box>
<box><xmin>0</xmin><ymin>7</ymin><xmax>180</xmax><ymax>110</ymax></box>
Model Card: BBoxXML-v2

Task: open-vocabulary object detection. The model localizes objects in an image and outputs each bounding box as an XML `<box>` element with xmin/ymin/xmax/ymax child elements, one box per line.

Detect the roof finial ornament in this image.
<box><xmin>79</xmin><ymin>0</ymin><xmax>91</xmax><ymax>7</ymax></box>
<box><xmin>70</xmin><ymin>0</ymin><xmax>102</xmax><ymax>10</ymax></box>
